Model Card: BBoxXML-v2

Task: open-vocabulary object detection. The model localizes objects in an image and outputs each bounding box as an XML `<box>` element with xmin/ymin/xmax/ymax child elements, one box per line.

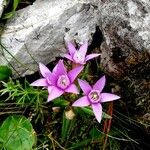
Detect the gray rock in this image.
<box><xmin>99</xmin><ymin>0</ymin><xmax>150</xmax><ymax>126</ymax></box>
<box><xmin>0</xmin><ymin>0</ymin><xmax>150</xmax><ymax>78</ymax></box>
<box><xmin>0</xmin><ymin>0</ymin><xmax>5</xmax><ymax>17</ymax></box>
<box><xmin>0</xmin><ymin>0</ymin><xmax>99</xmax><ymax>76</ymax></box>
<box><xmin>99</xmin><ymin>0</ymin><xmax>150</xmax><ymax>53</ymax></box>
<box><xmin>99</xmin><ymin>0</ymin><xmax>150</xmax><ymax>78</ymax></box>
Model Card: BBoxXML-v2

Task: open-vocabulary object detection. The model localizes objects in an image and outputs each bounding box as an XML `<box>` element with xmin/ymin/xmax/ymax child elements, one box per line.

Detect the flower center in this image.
<box><xmin>88</xmin><ymin>90</ymin><xmax>101</xmax><ymax>103</ymax></box>
<box><xmin>57</xmin><ymin>75</ymin><xmax>70</xmax><ymax>89</ymax></box>
<box><xmin>73</xmin><ymin>51</ymin><xmax>85</xmax><ymax>64</ymax></box>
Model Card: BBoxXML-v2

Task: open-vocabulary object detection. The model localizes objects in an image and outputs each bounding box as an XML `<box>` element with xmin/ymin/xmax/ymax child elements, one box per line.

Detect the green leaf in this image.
<box><xmin>0</xmin><ymin>115</ymin><xmax>36</xmax><ymax>150</ymax></box>
<box><xmin>79</xmin><ymin>107</ymin><xmax>94</xmax><ymax>115</ymax></box>
<box><xmin>102</xmin><ymin>112</ymin><xmax>112</xmax><ymax>119</ymax></box>
<box><xmin>61</xmin><ymin>111</ymin><xmax>76</xmax><ymax>141</ymax></box>
<box><xmin>0</xmin><ymin>65</ymin><xmax>12</xmax><ymax>81</ymax></box>
<box><xmin>75</xmin><ymin>107</ymin><xmax>112</xmax><ymax>119</ymax></box>
<box><xmin>2</xmin><ymin>11</ymin><xmax>15</xmax><ymax>19</ymax></box>
<box><xmin>13</xmin><ymin>0</ymin><xmax>21</xmax><ymax>11</ymax></box>
<box><xmin>52</xmin><ymin>97</ymin><xmax>69</xmax><ymax>107</ymax></box>
<box><xmin>2</xmin><ymin>0</ymin><xmax>21</xmax><ymax>19</ymax></box>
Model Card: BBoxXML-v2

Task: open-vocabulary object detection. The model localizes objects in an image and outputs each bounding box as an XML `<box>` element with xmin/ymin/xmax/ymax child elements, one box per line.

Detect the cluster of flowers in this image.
<box><xmin>31</xmin><ymin>42</ymin><xmax>120</xmax><ymax>123</ymax></box>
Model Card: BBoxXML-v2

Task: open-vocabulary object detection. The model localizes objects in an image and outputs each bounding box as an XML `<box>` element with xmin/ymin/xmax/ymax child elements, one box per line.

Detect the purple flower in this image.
<box><xmin>72</xmin><ymin>76</ymin><xmax>120</xmax><ymax>123</ymax></box>
<box><xmin>31</xmin><ymin>60</ymin><xmax>83</xmax><ymax>102</ymax></box>
<box><xmin>46</xmin><ymin>60</ymin><xmax>83</xmax><ymax>102</ymax></box>
<box><xmin>30</xmin><ymin>63</ymin><xmax>52</xmax><ymax>87</ymax></box>
<box><xmin>64</xmin><ymin>41</ymin><xmax>100</xmax><ymax>65</ymax></box>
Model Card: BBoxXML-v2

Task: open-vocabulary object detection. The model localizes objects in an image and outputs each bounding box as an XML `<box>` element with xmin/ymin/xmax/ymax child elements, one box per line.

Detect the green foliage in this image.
<box><xmin>75</xmin><ymin>107</ymin><xmax>112</xmax><ymax>119</ymax></box>
<box><xmin>0</xmin><ymin>115</ymin><xmax>36</xmax><ymax>150</ymax></box>
<box><xmin>61</xmin><ymin>111</ymin><xmax>76</xmax><ymax>141</ymax></box>
<box><xmin>2</xmin><ymin>0</ymin><xmax>21</xmax><ymax>19</ymax></box>
<box><xmin>68</xmin><ymin>139</ymin><xmax>92</xmax><ymax>150</ymax></box>
<box><xmin>67</xmin><ymin>127</ymin><xmax>102</xmax><ymax>149</ymax></box>
<box><xmin>52</xmin><ymin>97</ymin><xmax>69</xmax><ymax>107</ymax></box>
<box><xmin>0</xmin><ymin>78</ymin><xmax>47</xmax><ymax>104</ymax></box>
<box><xmin>0</xmin><ymin>78</ymin><xmax>48</xmax><ymax>123</ymax></box>
<box><xmin>80</xmin><ymin>63</ymin><xmax>90</xmax><ymax>80</ymax></box>
<box><xmin>89</xmin><ymin>127</ymin><xmax>102</xmax><ymax>139</ymax></box>
<box><xmin>0</xmin><ymin>63</ymin><xmax>145</xmax><ymax>149</ymax></box>
<box><xmin>0</xmin><ymin>65</ymin><xmax>12</xmax><ymax>81</ymax></box>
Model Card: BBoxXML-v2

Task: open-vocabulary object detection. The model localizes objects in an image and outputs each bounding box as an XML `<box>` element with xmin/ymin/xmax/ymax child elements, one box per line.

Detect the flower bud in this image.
<box><xmin>65</xmin><ymin>108</ymin><xmax>75</xmax><ymax>120</ymax></box>
<box><xmin>52</xmin><ymin>107</ymin><xmax>61</xmax><ymax>113</ymax></box>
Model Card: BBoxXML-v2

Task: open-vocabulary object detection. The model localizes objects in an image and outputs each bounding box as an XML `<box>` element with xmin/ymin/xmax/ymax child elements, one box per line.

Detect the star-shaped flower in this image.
<box><xmin>64</xmin><ymin>42</ymin><xmax>100</xmax><ymax>65</ymax></box>
<box><xmin>46</xmin><ymin>60</ymin><xmax>83</xmax><ymax>102</ymax></box>
<box><xmin>72</xmin><ymin>76</ymin><xmax>120</xmax><ymax>123</ymax></box>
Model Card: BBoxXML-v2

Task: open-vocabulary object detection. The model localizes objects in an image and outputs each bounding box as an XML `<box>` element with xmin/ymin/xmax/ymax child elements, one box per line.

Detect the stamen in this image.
<box><xmin>88</xmin><ymin>90</ymin><xmax>101</xmax><ymax>103</ymax></box>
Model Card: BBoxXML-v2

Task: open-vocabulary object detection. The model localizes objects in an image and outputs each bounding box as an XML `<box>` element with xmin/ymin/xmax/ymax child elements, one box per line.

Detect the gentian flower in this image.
<box><xmin>64</xmin><ymin>42</ymin><xmax>100</xmax><ymax>65</ymax></box>
<box><xmin>72</xmin><ymin>76</ymin><xmax>120</xmax><ymax>123</ymax></box>
<box><xmin>31</xmin><ymin>63</ymin><xmax>52</xmax><ymax>87</ymax></box>
<box><xmin>47</xmin><ymin>60</ymin><xmax>83</xmax><ymax>102</ymax></box>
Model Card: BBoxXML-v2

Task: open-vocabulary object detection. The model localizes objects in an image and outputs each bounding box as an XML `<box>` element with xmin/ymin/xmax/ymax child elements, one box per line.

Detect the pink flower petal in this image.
<box><xmin>65</xmin><ymin>84</ymin><xmax>79</xmax><ymax>94</ymax></box>
<box><xmin>47</xmin><ymin>86</ymin><xmax>64</xmax><ymax>102</ymax></box>
<box><xmin>93</xmin><ymin>75</ymin><xmax>106</xmax><ymax>92</ymax></box>
<box><xmin>30</xmin><ymin>78</ymin><xmax>48</xmax><ymax>86</ymax></box>
<box><xmin>85</xmin><ymin>54</ymin><xmax>100</xmax><ymax>61</ymax></box>
<box><xmin>67</xmin><ymin>42</ymin><xmax>76</xmax><ymax>56</ymax></box>
<box><xmin>47</xmin><ymin>73</ymin><xmax>57</xmax><ymax>86</ymax></box>
<box><xmin>78</xmin><ymin>41</ymin><xmax>88</xmax><ymax>57</ymax></box>
<box><xmin>39</xmin><ymin>63</ymin><xmax>51</xmax><ymax>77</ymax></box>
<box><xmin>101</xmin><ymin>93</ymin><xmax>120</xmax><ymax>103</ymax></box>
<box><xmin>64</xmin><ymin>54</ymin><xmax>73</xmax><ymax>61</ymax></box>
<box><xmin>53</xmin><ymin>60</ymin><xmax>67</xmax><ymax>76</ymax></box>
<box><xmin>68</xmin><ymin>66</ymin><xmax>84</xmax><ymax>83</ymax></box>
<box><xmin>72</xmin><ymin>96</ymin><xmax>90</xmax><ymax>107</ymax></box>
<box><xmin>91</xmin><ymin>103</ymin><xmax>102</xmax><ymax>123</ymax></box>
<box><xmin>78</xmin><ymin>79</ymin><xmax>92</xmax><ymax>95</ymax></box>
